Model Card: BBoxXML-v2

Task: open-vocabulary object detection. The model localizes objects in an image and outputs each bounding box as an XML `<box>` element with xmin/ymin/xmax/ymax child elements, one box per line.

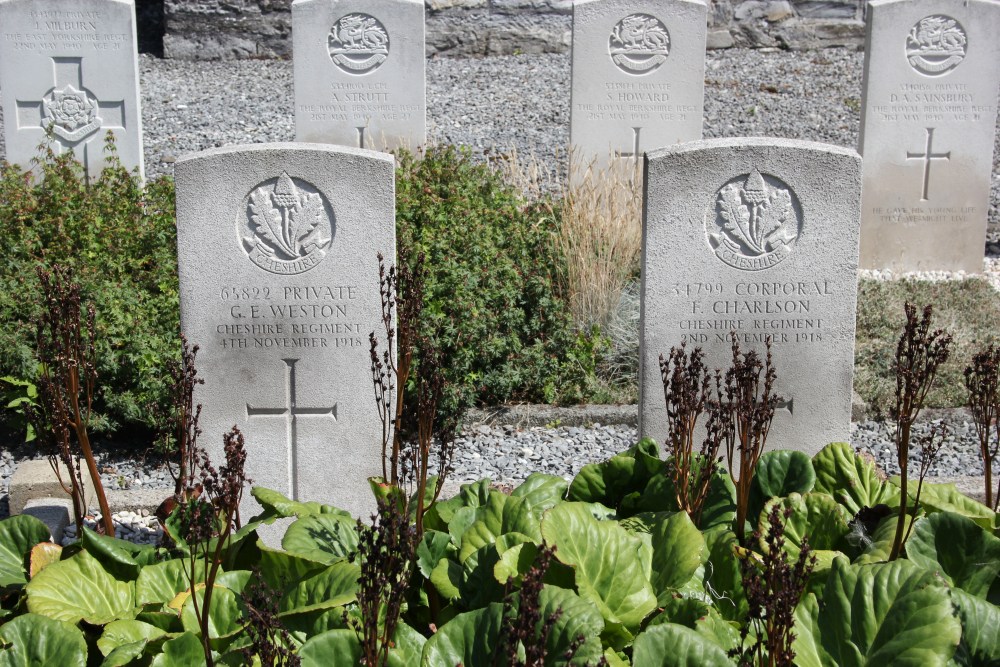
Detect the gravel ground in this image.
<box><xmin>1</xmin><ymin>49</ymin><xmax>999</xmax><ymax>526</ymax></box>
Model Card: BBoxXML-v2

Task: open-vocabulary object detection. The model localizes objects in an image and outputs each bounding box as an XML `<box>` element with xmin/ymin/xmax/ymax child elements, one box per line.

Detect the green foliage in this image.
<box><xmin>2</xmin><ymin>446</ymin><xmax>999</xmax><ymax>663</ymax></box>
<box><xmin>395</xmin><ymin>145</ymin><xmax>604</xmax><ymax>419</ymax></box>
<box><xmin>0</xmin><ymin>141</ymin><xmax>179</xmax><ymax>434</ymax></box>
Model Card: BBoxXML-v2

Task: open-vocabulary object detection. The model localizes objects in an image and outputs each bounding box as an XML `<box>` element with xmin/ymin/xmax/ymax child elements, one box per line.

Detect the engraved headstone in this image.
<box><xmin>858</xmin><ymin>0</ymin><xmax>1000</xmax><ymax>273</ymax></box>
<box><xmin>639</xmin><ymin>138</ymin><xmax>861</xmax><ymax>457</ymax></box>
<box><xmin>0</xmin><ymin>0</ymin><xmax>144</xmax><ymax>179</ymax></box>
<box><xmin>570</xmin><ymin>0</ymin><xmax>707</xmax><ymax>172</ymax></box>
<box><xmin>292</xmin><ymin>0</ymin><xmax>425</xmax><ymax>151</ymax></box>
<box><xmin>175</xmin><ymin>143</ymin><xmax>394</xmax><ymax>519</ymax></box>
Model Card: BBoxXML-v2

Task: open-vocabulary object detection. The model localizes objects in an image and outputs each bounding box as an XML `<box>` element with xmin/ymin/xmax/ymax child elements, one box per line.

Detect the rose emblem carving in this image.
<box><xmin>42</xmin><ymin>84</ymin><xmax>102</xmax><ymax>143</ymax></box>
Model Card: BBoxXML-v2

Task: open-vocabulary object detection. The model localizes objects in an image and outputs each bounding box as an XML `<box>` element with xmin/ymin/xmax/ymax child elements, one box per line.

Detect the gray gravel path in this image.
<box><xmin>1</xmin><ymin>49</ymin><xmax>999</xmax><ymax>522</ymax></box>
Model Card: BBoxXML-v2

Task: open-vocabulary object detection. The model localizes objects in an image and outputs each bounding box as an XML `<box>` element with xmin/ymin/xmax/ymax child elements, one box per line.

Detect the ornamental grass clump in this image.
<box><xmin>964</xmin><ymin>343</ymin><xmax>1000</xmax><ymax>510</ymax></box>
<box><xmin>887</xmin><ymin>303</ymin><xmax>951</xmax><ymax>560</ymax></box>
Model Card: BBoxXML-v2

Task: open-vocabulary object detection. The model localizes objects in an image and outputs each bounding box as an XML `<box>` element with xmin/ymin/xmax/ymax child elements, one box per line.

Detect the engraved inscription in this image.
<box><xmin>707</xmin><ymin>169</ymin><xmax>802</xmax><ymax>271</ymax></box>
<box><xmin>906</xmin><ymin>15</ymin><xmax>967</xmax><ymax>76</ymax></box>
<box><xmin>905</xmin><ymin>127</ymin><xmax>950</xmax><ymax>201</ymax></box>
<box><xmin>2</xmin><ymin>9</ymin><xmax>127</xmax><ymax>53</ymax></box>
<box><xmin>238</xmin><ymin>173</ymin><xmax>334</xmax><ymax>275</ymax></box>
<box><xmin>328</xmin><ymin>14</ymin><xmax>389</xmax><ymax>75</ymax></box>
<box><xmin>14</xmin><ymin>57</ymin><xmax>125</xmax><ymax>174</ymax></box>
<box><xmin>673</xmin><ymin>280</ymin><xmax>833</xmax><ymax>346</ymax></box>
<box><xmin>246</xmin><ymin>358</ymin><xmax>337</xmax><ymax>500</ymax></box>
<box><xmin>609</xmin><ymin>14</ymin><xmax>669</xmax><ymax>75</ymax></box>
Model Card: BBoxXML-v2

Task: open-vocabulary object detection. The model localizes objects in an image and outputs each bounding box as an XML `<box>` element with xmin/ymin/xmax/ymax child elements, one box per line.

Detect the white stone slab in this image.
<box><xmin>0</xmin><ymin>0</ymin><xmax>143</xmax><ymax>179</ymax></box>
<box><xmin>292</xmin><ymin>0</ymin><xmax>425</xmax><ymax>151</ymax></box>
<box><xmin>858</xmin><ymin>0</ymin><xmax>1000</xmax><ymax>273</ymax></box>
<box><xmin>570</xmin><ymin>0</ymin><xmax>706</xmax><ymax>172</ymax></box>
<box><xmin>639</xmin><ymin>138</ymin><xmax>861</xmax><ymax>458</ymax></box>
<box><xmin>175</xmin><ymin>143</ymin><xmax>394</xmax><ymax>520</ymax></box>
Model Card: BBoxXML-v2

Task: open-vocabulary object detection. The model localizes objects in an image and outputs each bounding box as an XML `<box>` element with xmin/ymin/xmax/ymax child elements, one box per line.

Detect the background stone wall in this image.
<box><xmin>159</xmin><ymin>0</ymin><xmax>865</xmax><ymax>60</ymax></box>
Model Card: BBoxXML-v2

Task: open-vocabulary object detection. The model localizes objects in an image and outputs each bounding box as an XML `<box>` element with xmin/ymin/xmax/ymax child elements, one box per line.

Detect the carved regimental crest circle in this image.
<box><xmin>328</xmin><ymin>14</ymin><xmax>389</xmax><ymax>75</ymax></box>
<box><xmin>43</xmin><ymin>84</ymin><xmax>102</xmax><ymax>143</ymax></box>
<box><xmin>609</xmin><ymin>14</ymin><xmax>670</xmax><ymax>75</ymax></box>
<box><xmin>706</xmin><ymin>169</ymin><xmax>802</xmax><ymax>271</ymax></box>
<box><xmin>238</xmin><ymin>173</ymin><xmax>335</xmax><ymax>275</ymax></box>
<box><xmin>906</xmin><ymin>15</ymin><xmax>967</xmax><ymax>76</ymax></box>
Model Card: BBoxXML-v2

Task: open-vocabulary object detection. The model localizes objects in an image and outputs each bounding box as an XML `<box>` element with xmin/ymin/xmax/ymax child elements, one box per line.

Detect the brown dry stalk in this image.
<box><xmin>965</xmin><ymin>344</ymin><xmax>1000</xmax><ymax>510</ymax></box>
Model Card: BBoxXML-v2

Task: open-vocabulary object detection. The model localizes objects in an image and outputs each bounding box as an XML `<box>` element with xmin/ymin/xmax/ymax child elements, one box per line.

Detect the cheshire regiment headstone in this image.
<box><xmin>0</xmin><ymin>0</ymin><xmax>144</xmax><ymax>179</ymax></box>
<box><xmin>858</xmin><ymin>0</ymin><xmax>1000</xmax><ymax>273</ymax></box>
<box><xmin>175</xmin><ymin>143</ymin><xmax>394</xmax><ymax>520</ymax></box>
<box><xmin>570</xmin><ymin>0</ymin><xmax>707</xmax><ymax>173</ymax></box>
<box><xmin>639</xmin><ymin>138</ymin><xmax>861</xmax><ymax>457</ymax></box>
<box><xmin>292</xmin><ymin>0</ymin><xmax>425</xmax><ymax>152</ymax></box>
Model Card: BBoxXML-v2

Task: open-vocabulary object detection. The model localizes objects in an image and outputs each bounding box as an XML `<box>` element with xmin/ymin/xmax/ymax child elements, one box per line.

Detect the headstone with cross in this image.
<box><xmin>639</xmin><ymin>138</ymin><xmax>862</xmax><ymax>457</ymax></box>
<box><xmin>569</xmin><ymin>0</ymin><xmax>706</xmax><ymax>178</ymax></box>
<box><xmin>0</xmin><ymin>0</ymin><xmax>144</xmax><ymax>180</ymax></box>
<box><xmin>858</xmin><ymin>0</ymin><xmax>1000</xmax><ymax>273</ymax></box>
<box><xmin>175</xmin><ymin>143</ymin><xmax>394</xmax><ymax>522</ymax></box>
<box><xmin>292</xmin><ymin>0</ymin><xmax>425</xmax><ymax>152</ymax></box>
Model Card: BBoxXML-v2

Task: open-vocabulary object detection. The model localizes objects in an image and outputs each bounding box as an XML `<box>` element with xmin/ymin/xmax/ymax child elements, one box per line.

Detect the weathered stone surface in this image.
<box><xmin>706</xmin><ymin>28</ymin><xmax>735</xmax><ymax>48</ymax></box>
<box><xmin>0</xmin><ymin>0</ymin><xmax>144</xmax><ymax>178</ymax></box>
<box><xmin>175</xmin><ymin>143</ymin><xmax>394</xmax><ymax>520</ymax></box>
<box><xmin>858</xmin><ymin>0</ymin><xmax>1000</xmax><ymax>272</ymax></box>
<box><xmin>293</xmin><ymin>0</ymin><xmax>425</xmax><ymax>151</ymax></box>
<box><xmin>791</xmin><ymin>0</ymin><xmax>860</xmax><ymax>20</ymax></box>
<box><xmin>164</xmin><ymin>0</ymin><xmax>292</xmax><ymax>59</ymax></box>
<box><xmin>771</xmin><ymin>18</ymin><xmax>864</xmax><ymax>49</ymax></box>
<box><xmin>734</xmin><ymin>0</ymin><xmax>794</xmax><ymax>22</ymax></box>
<box><xmin>639</xmin><ymin>138</ymin><xmax>861</xmax><ymax>457</ymax></box>
<box><xmin>570</xmin><ymin>0</ymin><xmax>707</xmax><ymax>173</ymax></box>
<box><xmin>9</xmin><ymin>459</ymin><xmax>98</xmax><ymax>517</ymax></box>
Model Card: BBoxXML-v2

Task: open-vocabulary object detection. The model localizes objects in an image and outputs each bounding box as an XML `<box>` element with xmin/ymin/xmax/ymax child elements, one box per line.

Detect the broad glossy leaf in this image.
<box><xmin>540</xmin><ymin>503</ymin><xmax>657</xmax><ymax>631</ymax></box>
<box><xmin>537</xmin><ymin>586</ymin><xmax>605</xmax><ymax>666</ymax></box>
<box><xmin>812</xmin><ymin>442</ymin><xmax>897</xmax><ymax>514</ymax></box>
<box><xmin>0</xmin><ymin>515</ymin><xmax>51</xmax><ymax>588</ymax></box>
<box><xmin>569</xmin><ymin>454</ymin><xmax>638</xmax><ymax>506</ymax></box>
<box><xmin>27</xmin><ymin>543</ymin><xmax>61</xmax><ymax>579</ymax></box>
<box><xmin>26</xmin><ymin>550</ymin><xmax>135</xmax><ymax>624</ymax></box>
<box><xmin>136</xmin><ymin>559</ymin><xmax>206</xmax><ymax>606</ymax></box>
<box><xmin>298</xmin><ymin>629</ymin><xmax>361</xmax><ymax>667</ymax></box>
<box><xmin>792</xmin><ymin>557</ymin><xmax>960</xmax><ymax>666</ymax></box>
<box><xmin>420</xmin><ymin>604</ymin><xmax>503</xmax><ymax>667</ymax></box>
<box><xmin>386</xmin><ymin>622</ymin><xmax>426</xmax><ymax>667</ymax></box>
<box><xmin>256</xmin><ymin>543</ymin><xmax>327</xmax><ymax>590</ymax></box>
<box><xmin>632</xmin><ymin>623</ymin><xmax>734</xmax><ymax>666</ymax></box>
<box><xmin>100</xmin><ymin>642</ymin><xmax>148</xmax><ymax>667</ymax></box>
<box><xmin>251</xmin><ymin>487</ymin><xmax>351</xmax><ymax>519</ymax></box>
<box><xmin>149</xmin><ymin>632</ymin><xmax>206</xmax><ymax>667</ymax></box>
<box><xmin>493</xmin><ymin>539</ymin><xmax>539</xmax><ymax>585</ymax></box>
<box><xmin>950</xmin><ymin>587</ymin><xmax>1000</xmax><ymax>666</ymax></box>
<box><xmin>429</xmin><ymin>557</ymin><xmax>462</xmax><ymax>601</ymax></box>
<box><xmin>702</xmin><ymin>528</ymin><xmax>747</xmax><ymax>622</ymax></box>
<box><xmin>416</xmin><ymin>529</ymin><xmax>453</xmax><ymax>579</ymax></box>
<box><xmin>906</xmin><ymin>512</ymin><xmax>1000</xmax><ymax>599</ymax></box>
<box><xmin>459</xmin><ymin>493</ymin><xmax>541</xmax><ymax>562</ymax></box>
<box><xmin>0</xmin><ymin>613</ymin><xmax>87</xmax><ymax>667</ymax></box>
<box><xmin>283</xmin><ymin>608</ymin><xmax>347</xmax><ymax>648</ymax></box>
<box><xmin>700</xmin><ymin>470</ymin><xmax>737</xmax><ymax>532</ymax></box>
<box><xmin>97</xmin><ymin>619</ymin><xmax>167</xmax><ymax>656</ymax></box>
<box><xmin>180</xmin><ymin>585</ymin><xmax>245</xmax><ymax>639</ymax></box>
<box><xmin>759</xmin><ymin>493</ymin><xmax>851</xmax><ymax>568</ymax></box>
<box><xmin>892</xmin><ymin>479</ymin><xmax>997</xmax><ymax>530</ymax></box>
<box><xmin>278</xmin><ymin>560</ymin><xmax>359</xmax><ymax>615</ymax></box>
<box><xmin>749</xmin><ymin>449</ymin><xmax>815</xmax><ymax>521</ymax></box>
<box><xmin>281</xmin><ymin>513</ymin><xmax>359</xmax><ymax>563</ymax></box>
<box><xmin>649</xmin><ymin>512</ymin><xmax>706</xmax><ymax>604</ymax></box>
<box><xmin>511</xmin><ymin>472</ymin><xmax>569</xmax><ymax>512</ymax></box>
<box><xmin>79</xmin><ymin>526</ymin><xmax>157</xmax><ymax>580</ymax></box>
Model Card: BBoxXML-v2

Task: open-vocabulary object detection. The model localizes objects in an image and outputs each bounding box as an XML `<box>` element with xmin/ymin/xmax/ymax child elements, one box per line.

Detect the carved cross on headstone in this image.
<box><xmin>616</xmin><ymin>127</ymin><xmax>643</xmax><ymax>160</ymax></box>
<box><xmin>775</xmin><ymin>397</ymin><xmax>794</xmax><ymax>416</ymax></box>
<box><xmin>14</xmin><ymin>57</ymin><xmax>126</xmax><ymax>177</ymax></box>
<box><xmin>246</xmin><ymin>358</ymin><xmax>338</xmax><ymax>500</ymax></box>
<box><xmin>356</xmin><ymin>126</ymin><xmax>367</xmax><ymax>149</ymax></box>
<box><xmin>906</xmin><ymin>127</ymin><xmax>950</xmax><ymax>201</ymax></box>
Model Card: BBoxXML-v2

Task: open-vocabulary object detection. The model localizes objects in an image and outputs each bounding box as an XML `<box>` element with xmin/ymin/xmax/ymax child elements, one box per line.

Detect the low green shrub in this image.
<box><xmin>395</xmin><ymin>145</ymin><xmax>606</xmax><ymax>418</ymax></box>
<box><xmin>0</xmin><ymin>140</ymin><xmax>179</xmax><ymax>434</ymax></box>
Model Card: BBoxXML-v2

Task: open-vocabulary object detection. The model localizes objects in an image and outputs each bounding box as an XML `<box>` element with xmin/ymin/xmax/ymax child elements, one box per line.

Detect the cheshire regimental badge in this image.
<box><xmin>905</xmin><ymin>15</ymin><xmax>967</xmax><ymax>76</ymax></box>
<box><xmin>706</xmin><ymin>169</ymin><xmax>802</xmax><ymax>271</ymax></box>
<box><xmin>328</xmin><ymin>14</ymin><xmax>389</xmax><ymax>75</ymax></box>
<box><xmin>239</xmin><ymin>172</ymin><xmax>334</xmax><ymax>275</ymax></box>
<box><xmin>609</xmin><ymin>14</ymin><xmax>670</xmax><ymax>75</ymax></box>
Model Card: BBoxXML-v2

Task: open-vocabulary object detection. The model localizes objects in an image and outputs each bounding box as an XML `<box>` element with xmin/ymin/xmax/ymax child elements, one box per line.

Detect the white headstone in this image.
<box><xmin>0</xmin><ymin>0</ymin><xmax>144</xmax><ymax>179</ymax></box>
<box><xmin>175</xmin><ymin>143</ymin><xmax>394</xmax><ymax>519</ymax></box>
<box><xmin>570</xmin><ymin>0</ymin><xmax>707</xmax><ymax>172</ymax></box>
<box><xmin>640</xmin><ymin>138</ymin><xmax>861</xmax><ymax>457</ymax></box>
<box><xmin>292</xmin><ymin>0</ymin><xmax>425</xmax><ymax>152</ymax></box>
<box><xmin>858</xmin><ymin>0</ymin><xmax>1000</xmax><ymax>273</ymax></box>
